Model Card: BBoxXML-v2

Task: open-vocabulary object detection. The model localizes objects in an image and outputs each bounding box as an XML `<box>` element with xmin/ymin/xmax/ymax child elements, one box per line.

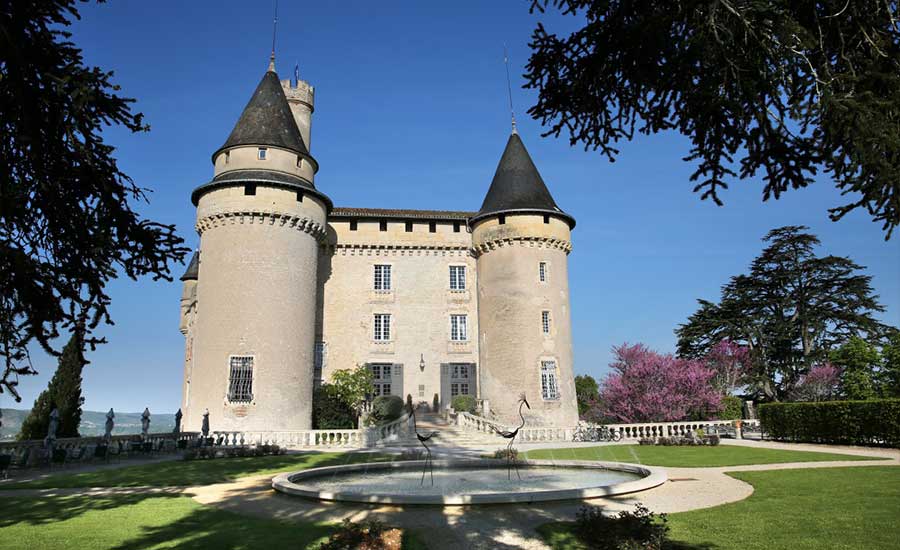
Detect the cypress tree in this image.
<box><xmin>18</xmin><ymin>332</ymin><xmax>86</xmax><ymax>440</ymax></box>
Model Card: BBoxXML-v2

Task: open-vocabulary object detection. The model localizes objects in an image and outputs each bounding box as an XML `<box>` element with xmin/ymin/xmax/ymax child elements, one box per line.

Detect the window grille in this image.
<box><xmin>451</xmin><ymin>383</ymin><xmax>460</xmax><ymax>397</ymax></box>
<box><xmin>374</xmin><ymin>314</ymin><xmax>391</xmax><ymax>340</ymax></box>
<box><xmin>539</xmin><ymin>262</ymin><xmax>547</xmax><ymax>282</ymax></box>
<box><xmin>449</xmin><ymin>266</ymin><xmax>466</xmax><ymax>290</ymax></box>
<box><xmin>369</xmin><ymin>363</ymin><xmax>391</xmax><ymax>380</ymax></box>
<box><xmin>541</xmin><ymin>360</ymin><xmax>560</xmax><ymax>400</ymax></box>
<box><xmin>373</xmin><ymin>264</ymin><xmax>392</xmax><ymax>291</ymax></box>
<box><xmin>450</xmin><ymin>314</ymin><xmax>467</xmax><ymax>341</ymax></box>
<box><xmin>373</xmin><ymin>382</ymin><xmax>391</xmax><ymax>396</ymax></box>
<box><xmin>460</xmin><ymin>383</ymin><xmax>469</xmax><ymax>395</ymax></box>
<box><xmin>227</xmin><ymin>355</ymin><xmax>254</xmax><ymax>402</ymax></box>
<box><xmin>542</xmin><ymin>311</ymin><xmax>551</xmax><ymax>334</ymax></box>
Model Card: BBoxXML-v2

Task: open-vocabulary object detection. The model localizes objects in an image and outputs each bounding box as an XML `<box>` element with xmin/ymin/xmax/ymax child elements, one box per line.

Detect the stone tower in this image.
<box><xmin>470</xmin><ymin>130</ymin><xmax>578</xmax><ymax>427</ymax></box>
<box><xmin>181</xmin><ymin>58</ymin><xmax>331</xmax><ymax>432</ymax></box>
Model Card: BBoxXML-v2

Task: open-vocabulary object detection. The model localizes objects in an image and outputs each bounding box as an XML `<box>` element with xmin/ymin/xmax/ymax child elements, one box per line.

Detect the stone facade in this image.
<box><xmin>179</xmin><ymin>63</ymin><xmax>578</xmax><ymax>433</ymax></box>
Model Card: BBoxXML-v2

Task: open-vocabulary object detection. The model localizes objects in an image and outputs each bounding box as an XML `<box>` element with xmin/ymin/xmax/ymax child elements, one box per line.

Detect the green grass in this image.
<box><xmin>1</xmin><ymin>451</ymin><xmax>399</xmax><ymax>489</ymax></box>
<box><xmin>523</xmin><ymin>444</ymin><xmax>881</xmax><ymax>467</ymax></box>
<box><xmin>537</xmin><ymin>466</ymin><xmax>900</xmax><ymax>550</ymax></box>
<box><xmin>0</xmin><ymin>494</ymin><xmax>335</xmax><ymax>550</ymax></box>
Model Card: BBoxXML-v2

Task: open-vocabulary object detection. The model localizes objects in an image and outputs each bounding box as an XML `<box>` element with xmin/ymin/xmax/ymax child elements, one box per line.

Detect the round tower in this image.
<box><xmin>183</xmin><ymin>58</ymin><xmax>331</xmax><ymax>432</ymax></box>
<box><xmin>470</xmin><ymin>131</ymin><xmax>578</xmax><ymax>427</ymax></box>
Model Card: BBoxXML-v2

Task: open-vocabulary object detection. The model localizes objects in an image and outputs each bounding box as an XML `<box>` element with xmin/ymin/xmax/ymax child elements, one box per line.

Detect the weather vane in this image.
<box><xmin>504</xmin><ymin>44</ymin><xmax>518</xmax><ymax>134</ymax></box>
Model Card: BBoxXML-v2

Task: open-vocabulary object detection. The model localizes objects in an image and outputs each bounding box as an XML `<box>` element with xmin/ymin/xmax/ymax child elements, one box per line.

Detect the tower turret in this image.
<box><xmin>471</xmin><ymin>132</ymin><xmax>578</xmax><ymax>427</ymax></box>
<box><xmin>182</xmin><ymin>60</ymin><xmax>331</xmax><ymax>433</ymax></box>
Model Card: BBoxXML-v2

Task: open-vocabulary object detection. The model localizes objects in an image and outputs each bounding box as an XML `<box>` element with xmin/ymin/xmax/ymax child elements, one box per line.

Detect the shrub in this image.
<box><xmin>433</xmin><ymin>393</ymin><xmax>440</xmax><ymax>412</ymax></box>
<box><xmin>451</xmin><ymin>395</ymin><xmax>477</xmax><ymax>413</ymax></box>
<box><xmin>492</xmin><ymin>447</ymin><xmax>519</xmax><ymax>460</ymax></box>
<box><xmin>575</xmin><ymin>504</ymin><xmax>669</xmax><ymax>550</ymax></box>
<box><xmin>719</xmin><ymin>395</ymin><xmax>744</xmax><ymax>420</ymax></box>
<box><xmin>312</xmin><ymin>387</ymin><xmax>356</xmax><ymax>429</ymax></box>
<box><xmin>371</xmin><ymin>395</ymin><xmax>404</xmax><ymax>424</ymax></box>
<box><xmin>638</xmin><ymin>437</ymin><xmax>655</xmax><ymax>445</ymax></box>
<box><xmin>760</xmin><ymin>398</ymin><xmax>900</xmax><ymax>447</ymax></box>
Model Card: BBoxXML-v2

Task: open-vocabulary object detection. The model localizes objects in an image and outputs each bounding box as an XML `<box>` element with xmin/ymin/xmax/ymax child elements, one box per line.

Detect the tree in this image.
<box><xmin>17</xmin><ymin>332</ymin><xmax>86</xmax><ymax>440</ymax></box>
<box><xmin>880</xmin><ymin>329</ymin><xmax>900</xmax><ymax>397</ymax></box>
<box><xmin>312</xmin><ymin>387</ymin><xmax>356</xmax><ymax>430</ymax></box>
<box><xmin>703</xmin><ymin>339</ymin><xmax>750</xmax><ymax>394</ymax></box>
<box><xmin>526</xmin><ymin>1</ymin><xmax>900</xmax><ymax>239</ymax></box>
<box><xmin>574</xmin><ymin>374</ymin><xmax>599</xmax><ymax>417</ymax></box>
<box><xmin>790</xmin><ymin>363</ymin><xmax>841</xmax><ymax>402</ymax></box>
<box><xmin>677</xmin><ymin>226</ymin><xmax>886</xmax><ymax>400</ymax></box>
<box><xmin>830</xmin><ymin>336</ymin><xmax>881</xmax><ymax>400</ymax></box>
<box><xmin>0</xmin><ymin>1</ymin><xmax>188</xmax><ymax>402</ymax></box>
<box><xmin>598</xmin><ymin>343</ymin><xmax>721</xmax><ymax>423</ymax></box>
<box><xmin>324</xmin><ymin>366</ymin><xmax>374</xmax><ymax>417</ymax></box>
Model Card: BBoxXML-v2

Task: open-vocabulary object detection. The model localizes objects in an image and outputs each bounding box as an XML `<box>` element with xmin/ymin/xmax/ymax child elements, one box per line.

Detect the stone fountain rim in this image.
<box><xmin>271</xmin><ymin>458</ymin><xmax>667</xmax><ymax>506</ymax></box>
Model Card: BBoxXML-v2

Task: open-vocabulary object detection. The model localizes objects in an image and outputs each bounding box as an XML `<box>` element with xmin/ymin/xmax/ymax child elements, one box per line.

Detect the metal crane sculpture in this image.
<box><xmin>408</xmin><ymin>405</ymin><xmax>439</xmax><ymax>486</ymax></box>
<box><xmin>490</xmin><ymin>394</ymin><xmax>530</xmax><ymax>480</ymax></box>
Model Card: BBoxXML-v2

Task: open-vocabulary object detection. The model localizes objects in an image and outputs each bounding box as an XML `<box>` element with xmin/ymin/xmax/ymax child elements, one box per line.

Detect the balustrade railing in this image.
<box><xmin>0</xmin><ymin>432</ymin><xmax>200</xmax><ymax>466</ymax></box>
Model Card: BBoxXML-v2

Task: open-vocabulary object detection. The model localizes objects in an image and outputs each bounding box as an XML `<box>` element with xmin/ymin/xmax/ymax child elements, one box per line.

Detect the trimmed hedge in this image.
<box><xmin>719</xmin><ymin>395</ymin><xmax>743</xmax><ymax>420</ymax></box>
<box><xmin>759</xmin><ymin>399</ymin><xmax>900</xmax><ymax>447</ymax></box>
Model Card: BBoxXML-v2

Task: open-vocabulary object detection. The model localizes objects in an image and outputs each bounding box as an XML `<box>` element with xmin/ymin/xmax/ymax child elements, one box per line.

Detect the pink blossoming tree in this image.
<box><xmin>790</xmin><ymin>363</ymin><xmax>841</xmax><ymax>402</ymax></box>
<box><xmin>599</xmin><ymin>343</ymin><xmax>722</xmax><ymax>423</ymax></box>
<box><xmin>704</xmin><ymin>339</ymin><xmax>751</xmax><ymax>394</ymax></box>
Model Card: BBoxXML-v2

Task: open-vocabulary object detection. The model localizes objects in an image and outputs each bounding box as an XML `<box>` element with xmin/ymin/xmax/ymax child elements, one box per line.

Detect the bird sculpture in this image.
<box><xmin>490</xmin><ymin>394</ymin><xmax>530</xmax><ymax>480</ymax></box>
<box><xmin>408</xmin><ymin>405</ymin><xmax>439</xmax><ymax>486</ymax></box>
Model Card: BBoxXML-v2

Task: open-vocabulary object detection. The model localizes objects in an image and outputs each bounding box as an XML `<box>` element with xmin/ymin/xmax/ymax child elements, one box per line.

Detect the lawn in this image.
<box><xmin>537</xmin><ymin>466</ymin><xmax>900</xmax><ymax>550</ymax></box>
<box><xmin>1</xmin><ymin>451</ymin><xmax>399</xmax><ymax>489</ymax></box>
<box><xmin>523</xmin><ymin>444</ymin><xmax>881</xmax><ymax>467</ymax></box>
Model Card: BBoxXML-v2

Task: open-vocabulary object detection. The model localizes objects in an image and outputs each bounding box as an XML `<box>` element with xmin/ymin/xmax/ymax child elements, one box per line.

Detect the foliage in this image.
<box><xmin>526</xmin><ymin>0</ymin><xmax>900</xmax><ymax>239</ymax></box>
<box><xmin>574</xmin><ymin>374</ymin><xmax>599</xmax><ymax>417</ymax></box>
<box><xmin>573</xmin><ymin>504</ymin><xmax>669</xmax><ymax>550</ymax></box>
<box><xmin>641</xmin><ymin>435</ymin><xmax>720</xmax><ymax>447</ymax></box>
<box><xmin>451</xmin><ymin>394</ymin><xmax>476</xmax><ymax>414</ymax></box>
<box><xmin>760</xmin><ymin>399</ymin><xmax>900</xmax><ymax>447</ymax></box>
<box><xmin>324</xmin><ymin>367</ymin><xmax>373</xmax><ymax>414</ymax></box>
<box><xmin>719</xmin><ymin>396</ymin><xmax>743</xmax><ymax>420</ymax></box>
<box><xmin>789</xmin><ymin>363</ymin><xmax>841</xmax><ymax>402</ymax></box>
<box><xmin>492</xmin><ymin>447</ymin><xmax>519</xmax><ymax>460</ymax></box>
<box><xmin>703</xmin><ymin>340</ymin><xmax>750</xmax><ymax>394</ymax></box>
<box><xmin>0</xmin><ymin>0</ymin><xmax>188</xmax><ymax>401</ymax></box>
<box><xmin>830</xmin><ymin>336</ymin><xmax>880</xmax><ymax>400</ymax></box>
<box><xmin>677</xmin><ymin>226</ymin><xmax>886</xmax><ymax>400</ymax></box>
<box><xmin>370</xmin><ymin>395</ymin><xmax>404</xmax><ymax>424</ymax></box>
<box><xmin>18</xmin><ymin>332</ymin><xmax>85</xmax><ymax>440</ymax></box>
<box><xmin>311</xmin><ymin>387</ymin><xmax>356</xmax><ymax>430</ymax></box>
<box><xmin>598</xmin><ymin>343</ymin><xmax>721</xmax><ymax>423</ymax></box>
<box><xmin>881</xmin><ymin>330</ymin><xmax>900</xmax><ymax>397</ymax></box>
<box><xmin>183</xmin><ymin>444</ymin><xmax>284</xmax><ymax>461</ymax></box>
<box><xmin>432</xmin><ymin>393</ymin><xmax>440</xmax><ymax>412</ymax></box>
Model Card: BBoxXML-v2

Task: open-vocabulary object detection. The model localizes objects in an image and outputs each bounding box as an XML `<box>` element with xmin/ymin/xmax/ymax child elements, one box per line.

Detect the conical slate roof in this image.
<box><xmin>470</xmin><ymin>133</ymin><xmax>574</xmax><ymax>228</ymax></box>
<box><xmin>215</xmin><ymin>69</ymin><xmax>309</xmax><ymax>157</ymax></box>
<box><xmin>180</xmin><ymin>252</ymin><xmax>199</xmax><ymax>281</ymax></box>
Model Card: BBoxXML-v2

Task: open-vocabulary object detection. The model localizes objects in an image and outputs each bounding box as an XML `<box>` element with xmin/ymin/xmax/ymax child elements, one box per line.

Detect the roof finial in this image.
<box><xmin>268</xmin><ymin>0</ymin><xmax>278</xmax><ymax>72</ymax></box>
<box><xmin>503</xmin><ymin>44</ymin><xmax>518</xmax><ymax>135</ymax></box>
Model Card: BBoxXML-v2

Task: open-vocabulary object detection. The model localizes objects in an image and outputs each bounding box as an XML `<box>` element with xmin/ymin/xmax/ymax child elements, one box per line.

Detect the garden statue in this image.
<box><xmin>174</xmin><ymin>408</ymin><xmax>182</xmax><ymax>433</ymax></box>
<box><xmin>45</xmin><ymin>407</ymin><xmax>60</xmax><ymax>448</ymax></box>
<box><xmin>104</xmin><ymin>408</ymin><xmax>115</xmax><ymax>441</ymax></box>
<box><xmin>490</xmin><ymin>394</ymin><xmax>530</xmax><ymax>480</ymax></box>
<box><xmin>141</xmin><ymin>407</ymin><xmax>151</xmax><ymax>438</ymax></box>
<box><xmin>201</xmin><ymin>409</ymin><xmax>210</xmax><ymax>437</ymax></box>
<box><xmin>407</xmin><ymin>404</ymin><xmax>438</xmax><ymax>486</ymax></box>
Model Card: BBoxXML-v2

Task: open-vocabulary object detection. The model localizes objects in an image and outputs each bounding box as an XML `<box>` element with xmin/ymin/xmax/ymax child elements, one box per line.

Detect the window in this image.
<box><xmin>450</xmin><ymin>314</ymin><xmax>467</xmax><ymax>341</ymax></box>
<box><xmin>297</xmin><ymin>156</ymin><xmax>303</xmax><ymax>168</ymax></box>
<box><xmin>373</xmin><ymin>264</ymin><xmax>392</xmax><ymax>291</ymax></box>
<box><xmin>313</xmin><ymin>342</ymin><xmax>326</xmax><ymax>388</ymax></box>
<box><xmin>227</xmin><ymin>355</ymin><xmax>254</xmax><ymax>402</ymax></box>
<box><xmin>541</xmin><ymin>360</ymin><xmax>560</xmax><ymax>400</ymax></box>
<box><xmin>296</xmin><ymin>191</ymin><xmax>304</xmax><ymax>202</ymax></box>
<box><xmin>543</xmin><ymin>214</ymin><xmax>550</xmax><ymax>224</ymax></box>
<box><xmin>350</xmin><ymin>220</ymin><xmax>358</xmax><ymax>231</ymax></box>
<box><xmin>539</xmin><ymin>261</ymin><xmax>548</xmax><ymax>283</ymax></box>
<box><xmin>374</xmin><ymin>313</ymin><xmax>391</xmax><ymax>341</ymax></box>
<box><xmin>499</xmin><ymin>215</ymin><xmax>506</xmax><ymax>225</ymax></box>
<box><xmin>449</xmin><ymin>266</ymin><xmax>466</xmax><ymax>290</ymax></box>
<box><xmin>451</xmin><ymin>363</ymin><xmax>469</xmax><ymax>379</ymax></box>
<box><xmin>379</xmin><ymin>220</ymin><xmax>388</xmax><ymax>232</ymax></box>
<box><xmin>418</xmin><ymin>384</ymin><xmax>425</xmax><ymax>398</ymax></box>
<box><xmin>405</xmin><ymin>221</ymin><xmax>413</xmax><ymax>232</ymax></box>
<box><xmin>542</xmin><ymin>311</ymin><xmax>551</xmax><ymax>334</ymax></box>
<box><xmin>429</xmin><ymin>221</ymin><xmax>436</xmax><ymax>233</ymax></box>
<box><xmin>451</xmin><ymin>383</ymin><xmax>470</xmax><ymax>397</ymax></box>
<box><xmin>453</xmin><ymin>221</ymin><xmax>461</xmax><ymax>233</ymax></box>
<box><xmin>225</xmin><ymin>151</ymin><xmax>230</xmax><ymax>164</ymax></box>
<box><xmin>369</xmin><ymin>363</ymin><xmax>392</xmax><ymax>396</ymax></box>
<box><xmin>257</xmin><ymin>147</ymin><xmax>267</xmax><ymax>160</ymax></box>
<box><xmin>244</xmin><ymin>184</ymin><xmax>256</xmax><ymax>196</ymax></box>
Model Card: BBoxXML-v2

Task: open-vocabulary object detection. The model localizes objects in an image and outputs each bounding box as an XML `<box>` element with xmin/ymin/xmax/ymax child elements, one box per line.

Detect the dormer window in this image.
<box><xmin>257</xmin><ymin>147</ymin><xmax>268</xmax><ymax>160</ymax></box>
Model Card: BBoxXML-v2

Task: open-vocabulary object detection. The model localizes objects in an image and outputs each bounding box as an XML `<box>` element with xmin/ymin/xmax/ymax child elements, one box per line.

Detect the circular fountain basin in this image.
<box><xmin>271</xmin><ymin>459</ymin><xmax>666</xmax><ymax>505</ymax></box>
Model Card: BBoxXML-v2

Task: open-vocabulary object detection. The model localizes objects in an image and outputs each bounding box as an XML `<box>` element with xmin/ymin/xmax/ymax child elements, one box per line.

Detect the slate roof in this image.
<box><xmin>180</xmin><ymin>251</ymin><xmax>199</xmax><ymax>281</ymax></box>
<box><xmin>191</xmin><ymin>169</ymin><xmax>333</xmax><ymax>209</ymax></box>
<box><xmin>330</xmin><ymin>207</ymin><xmax>475</xmax><ymax>221</ymax></box>
<box><xmin>469</xmin><ymin>133</ymin><xmax>575</xmax><ymax>228</ymax></box>
<box><xmin>214</xmin><ymin>69</ymin><xmax>309</xmax><ymax>159</ymax></box>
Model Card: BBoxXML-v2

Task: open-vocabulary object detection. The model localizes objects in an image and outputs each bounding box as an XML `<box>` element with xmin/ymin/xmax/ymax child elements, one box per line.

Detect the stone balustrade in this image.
<box><xmin>0</xmin><ymin>432</ymin><xmax>200</xmax><ymax>463</ymax></box>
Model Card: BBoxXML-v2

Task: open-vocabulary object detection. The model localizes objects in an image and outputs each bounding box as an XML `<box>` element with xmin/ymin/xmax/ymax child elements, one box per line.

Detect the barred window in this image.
<box><xmin>374</xmin><ymin>265</ymin><xmax>392</xmax><ymax>291</ymax></box>
<box><xmin>374</xmin><ymin>314</ymin><xmax>391</xmax><ymax>340</ymax></box>
<box><xmin>542</xmin><ymin>311</ymin><xmax>551</xmax><ymax>334</ymax></box>
<box><xmin>450</xmin><ymin>314</ymin><xmax>467</xmax><ymax>341</ymax></box>
<box><xmin>314</xmin><ymin>342</ymin><xmax>326</xmax><ymax>388</ymax></box>
<box><xmin>228</xmin><ymin>355</ymin><xmax>254</xmax><ymax>402</ymax></box>
<box><xmin>539</xmin><ymin>261</ymin><xmax>548</xmax><ymax>283</ymax></box>
<box><xmin>540</xmin><ymin>360</ymin><xmax>560</xmax><ymax>400</ymax></box>
<box><xmin>449</xmin><ymin>266</ymin><xmax>466</xmax><ymax>290</ymax></box>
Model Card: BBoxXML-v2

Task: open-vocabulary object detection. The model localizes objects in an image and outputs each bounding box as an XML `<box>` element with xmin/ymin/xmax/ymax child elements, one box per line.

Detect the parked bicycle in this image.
<box><xmin>573</xmin><ymin>423</ymin><xmax>622</xmax><ymax>442</ymax></box>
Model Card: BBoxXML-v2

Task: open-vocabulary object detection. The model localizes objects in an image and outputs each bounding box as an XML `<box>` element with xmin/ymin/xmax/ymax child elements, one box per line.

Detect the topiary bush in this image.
<box><xmin>719</xmin><ymin>395</ymin><xmax>744</xmax><ymax>420</ymax></box>
<box><xmin>760</xmin><ymin>398</ymin><xmax>900</xmax><ymax>447</ymax></box>
<box><xmin>371</xmin><ymin>395</ymin><xmax>404</xmax><ymax>424</ymax></box>
<box><xmin>312</xmin><ymin>387</ymin><xmax>356</xmax><ymax>429</ymax></box>
<box><xmin>451</xmin><ymin>395</ymin><xmax>477</xmax><ymax>413</ymax></box>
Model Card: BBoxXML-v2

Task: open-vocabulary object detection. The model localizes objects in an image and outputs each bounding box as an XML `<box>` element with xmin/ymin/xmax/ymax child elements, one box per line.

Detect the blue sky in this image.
<box><xmin>6</xmin><ymin>0</ymin><xmax>899</xmax><ymax>414</ymax></box>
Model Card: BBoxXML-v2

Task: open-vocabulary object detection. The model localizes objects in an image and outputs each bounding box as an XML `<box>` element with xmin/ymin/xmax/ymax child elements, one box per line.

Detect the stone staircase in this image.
<box><xmin>377</xmin><ymin>412</ymin><xmax>505</xmax><ymax>451</ymax></box>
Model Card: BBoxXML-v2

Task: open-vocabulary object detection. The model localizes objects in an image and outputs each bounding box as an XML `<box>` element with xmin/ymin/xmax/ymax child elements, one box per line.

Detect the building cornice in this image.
<box><xmin>324</xmin><ymin>243</ymin><xmax>471</xmax><ymax>257</ymax></box>
<box><xmin>196</xmin><ymin>210</ymin><xmax>327</xmax><ymax>242</ymax></box>
<box><xmin>470</xmin><ymin>235</ymin><xmax>572</xmax><ymax>258</ymax></box>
